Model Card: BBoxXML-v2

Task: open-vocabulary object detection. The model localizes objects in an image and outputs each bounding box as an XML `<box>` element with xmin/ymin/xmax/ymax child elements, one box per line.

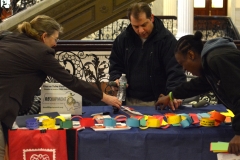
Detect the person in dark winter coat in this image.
<box><xmin>156</xmin><ymin>31</ymin><xmax>240</xmax><ymax>155</ymax></box>
<box><xmin>109</xmin><ymin>2</ymin><xmax>186</xmax><ymax>106</ymax></box>
<box><xmin>0</xmin><ymin>15</ymin><xmax>121</xmax><ymax>158</ymax></box>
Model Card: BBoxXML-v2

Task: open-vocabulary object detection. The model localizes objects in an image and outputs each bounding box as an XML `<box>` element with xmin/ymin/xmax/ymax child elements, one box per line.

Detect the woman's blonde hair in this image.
<box><xmin>17</xmin><ymin>15</ymin><xmax>63</xmax><ymax>41</ymax></box>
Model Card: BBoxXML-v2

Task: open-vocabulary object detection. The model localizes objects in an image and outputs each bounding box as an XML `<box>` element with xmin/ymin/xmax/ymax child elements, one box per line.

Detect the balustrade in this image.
<box><xmin>53</xmin><ymin>40</ymin><xmax>240</xmax><ymax>104</ymax></box>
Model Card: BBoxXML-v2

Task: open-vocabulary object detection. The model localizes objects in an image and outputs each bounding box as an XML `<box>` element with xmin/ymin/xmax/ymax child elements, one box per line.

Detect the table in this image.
<box><xmin>77</xmin><ymin>105</ymin><xmax>234</xmax><ymax>160</ymax></box>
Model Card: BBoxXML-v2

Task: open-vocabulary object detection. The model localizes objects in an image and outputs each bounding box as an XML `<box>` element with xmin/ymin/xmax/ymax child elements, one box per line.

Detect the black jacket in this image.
<box><xmin>173</xmin><ymin>38</ymin><xmax>240</xmax><ymax>135</ymax></box>
<box><xmin>0</xmin><ymin>33</ymin><xmax>103</xmax><ymax>128</ymax></box>
<box><xmin>109</xmin><ymin>16</ymin><xmax>186</xmax><ymax>101</ymax></box>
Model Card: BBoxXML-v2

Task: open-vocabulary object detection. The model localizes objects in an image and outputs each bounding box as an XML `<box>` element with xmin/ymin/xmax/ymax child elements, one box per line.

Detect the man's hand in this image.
<box><xmin>228</xmin><ymin>135</ymin><xmax>240</xmax><ymax>155</ymax></box>
<box><xmin>110</xmin><ymin>79</ymin><xmax>120</xmax><ymax>92</ymax></box>
<box><xmin>109</xmin><ymin>79</ymin><xmax>129</xmax><ymax>92</ymax></box>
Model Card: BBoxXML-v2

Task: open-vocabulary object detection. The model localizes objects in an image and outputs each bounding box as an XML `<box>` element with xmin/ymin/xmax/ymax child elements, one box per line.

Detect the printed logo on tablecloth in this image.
<box><xmin>23</xmin><ymin>148</ymin><xmax>56</xmax><ymax>160</ymax></box>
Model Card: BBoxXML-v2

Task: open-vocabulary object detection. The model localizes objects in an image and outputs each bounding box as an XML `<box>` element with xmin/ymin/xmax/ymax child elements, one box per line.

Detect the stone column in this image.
<box><xmin>151</xmin><ymin>0</ymin><xmax>163</xmax><ymax>16</ymax></box>
<box><xmin>163</xmin><ymin>0</ymin><xmax>177</xmax><ymax>16</ymax></box>
<box><xmin>228</xmin><ymin>0</ymin><xmax>235</xmax><ymax>24</ymax></box>
<box><xmin>162</xmin><ymin>0</ymin><xmax>177</xmax><ymax>35</ymax></box>
<box><xmin>175</xmin><ymin>0</ymin><xmax>194</xmax><ymax>39</ymax></box>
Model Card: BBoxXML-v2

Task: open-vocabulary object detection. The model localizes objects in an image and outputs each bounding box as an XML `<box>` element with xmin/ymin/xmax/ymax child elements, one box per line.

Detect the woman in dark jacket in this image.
<box><xmin>0</xmin><ymin>15</ymin><xmax>121</xmax><ymax>158</ymax></box>
<box><xmin>155</xmin><ymin>31</ymin><xmax>240</xmax><ymax>155</ymax></box>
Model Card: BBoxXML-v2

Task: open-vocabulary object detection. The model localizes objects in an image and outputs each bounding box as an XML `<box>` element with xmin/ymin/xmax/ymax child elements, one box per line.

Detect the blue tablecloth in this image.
<box><xmin>77</xmin><ymin>105</ymin><xmax>234</xmax><ymax>160</ymax></box>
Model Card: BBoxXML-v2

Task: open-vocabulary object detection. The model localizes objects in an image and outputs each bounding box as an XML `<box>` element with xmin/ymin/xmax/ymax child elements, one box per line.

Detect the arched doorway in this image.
<box><xmin>194</xmin><ymin>0</ymin><xmax>227</xmax><ymax>16</ymax></box>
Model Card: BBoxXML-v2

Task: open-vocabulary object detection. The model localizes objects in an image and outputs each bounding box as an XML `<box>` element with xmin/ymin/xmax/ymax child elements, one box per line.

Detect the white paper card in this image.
<box><xmin>41</xmin><ymin>83</ymin><xmax>82</xmax><ymax>115</ymax></box>
<box><xmin>217</xmin><ymin>153</ymin><xmax>240</xmax><ymax>160</ymax></box>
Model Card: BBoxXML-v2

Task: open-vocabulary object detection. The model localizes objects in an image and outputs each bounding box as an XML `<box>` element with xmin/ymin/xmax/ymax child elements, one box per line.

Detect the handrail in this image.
<box><xmin>121</xmin><ymin>15</ymin><xmax>177</xmax><ymax>20</ymax></box>
<box><xmin>55</xmin><ymin>40</ymin><xmax>114</xmax><ymax>51</ymax></box>
<box><xmin>226</xmin><ymin>18</ymin><xmax>240</xmax><ymax>40</ymax></box>
<box><xmin>54</xmin><ymin>40</ymin><xmax>240</xmax><ymax>104</ymax></box>
<box><xmin>156</xmin><ymin>16</ymin><xmax>177</xmax><ymax>20</ymax></box>
<box><xmin>194</xmin><ymin>15</ymin><xmax>240</xmax><ymax>40</ymax></box>
<box><xmin>55</xmin><ymin>40</ymin><xmax>240</xmax><ymax>51</ymax></box>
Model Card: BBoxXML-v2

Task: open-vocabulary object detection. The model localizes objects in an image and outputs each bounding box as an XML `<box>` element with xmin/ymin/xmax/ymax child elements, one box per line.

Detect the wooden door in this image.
<box><xmin>194</xmin><ymin>0</ymin><xmax>227</xmax><ymax>16</ymax></box>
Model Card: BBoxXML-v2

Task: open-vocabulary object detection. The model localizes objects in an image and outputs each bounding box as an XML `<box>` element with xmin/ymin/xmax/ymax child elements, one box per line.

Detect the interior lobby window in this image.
<box><xmin>194</xmin><ymin>0</ymin><xmax>205</xmax><ymax>8</ymax></box>
<box><xmin>212</xmin><ymin>0</ymin><xmax>223</xmax><ymax>8</ymax></box>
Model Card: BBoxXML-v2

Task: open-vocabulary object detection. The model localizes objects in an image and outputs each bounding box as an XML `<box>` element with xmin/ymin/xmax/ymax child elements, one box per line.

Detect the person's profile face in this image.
<box><xmin>42</xmin><ymin>31</ymin><xmax>59</xmax><ymax>48</ymax></box>
<box><xmin>130</xmin><ymin>12</ymin><xmax>154</xmax><ymax>39</ymax></box>
<box><xmin>175</xmin><ymin>51</ymin><xmax>203</xmax><ymax>77</ymax></box>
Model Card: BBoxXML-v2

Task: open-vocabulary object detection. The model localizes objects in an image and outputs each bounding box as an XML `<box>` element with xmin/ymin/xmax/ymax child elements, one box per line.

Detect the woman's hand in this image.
<box><xmin>101</xmin><ymin>93</ymin><xmax>122</xmax><ymax>108</ymax></box>
<box><xmin>155</xmin><ymin>94</ymin><xmax>182</xmax><ymax>111</ymax></box>
<box><xmin>228</xmin><ymin>135</ymin><xmax>240</xmax><ymax>155</ymax></box>
<box><xmin>173</xmin><ymin>99</ymin><xmax>182</xmax><ymax>109</ymax></box>
<box><xmin>155</xmin><ymin>94</ymin><xmax>171</xmax><ymax>110</ymax></box>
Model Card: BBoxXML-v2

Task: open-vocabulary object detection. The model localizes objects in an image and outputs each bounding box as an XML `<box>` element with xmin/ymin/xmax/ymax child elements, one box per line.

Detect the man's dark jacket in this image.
<box><xmin>109</xmin><ymin>16</ymin><xmax>186</xmax><ymax>101</ymax></box>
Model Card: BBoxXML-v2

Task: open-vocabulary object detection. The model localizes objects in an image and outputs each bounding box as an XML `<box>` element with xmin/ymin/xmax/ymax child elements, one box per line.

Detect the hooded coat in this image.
<box><xmin>172</xmin><ymin>37</ymin><xmax>240</xmax><ymax>134</ymax></box>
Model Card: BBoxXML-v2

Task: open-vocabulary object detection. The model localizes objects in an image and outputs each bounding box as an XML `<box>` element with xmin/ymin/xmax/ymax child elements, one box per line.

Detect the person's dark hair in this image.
<box><xmin>127</xmin><ymin>2</ymin><xmax>152</xmax><ymax>20</ymax></box>
<box><xmin>175</xmin><ymin>31</ymin><xmax>204</xmax><ymax>56</ymax></box>
<box><xmin>17</xmin><ymin>15</ymin><xmax>63</xmax><ymax>41</ymax></box>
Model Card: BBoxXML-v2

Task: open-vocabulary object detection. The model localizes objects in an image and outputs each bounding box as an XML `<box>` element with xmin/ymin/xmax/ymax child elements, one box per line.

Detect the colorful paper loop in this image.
<box><xmin>55</xmin><ymin>116</ymin><xmax>66</xmax><ymax>122</ymax></box>
<box><xmin>104</xmin><ymin>118</ymin><xmax>116</xmax><ymax>127</ymax></box>
<box><xmin>147</xmin><ymin>118</ymin><xmax>161</xmax><ymax>128</ymax></box>
<box><xmin>42</xmin><ymin>118</ymin><xmax>56</xmax><ymax>129</ymax></box>
<box><xmin>167</xmin><ymin>115</ymin><xmax>181</xmax><ymax>124</ymax></box>
<box><xmin>180</xmin><ymin>119</ymin><xmax>191</xmax><ymax>128</ymax></box>
<box><xmin>131</xmin><ymin>115</ymin><xmax>144</xmax><ymax>120</ymax></box>
<box><xmin>72</xmin><ymin>116</ymin><xmax>95</xmax><ymax>127</ymax></box>
<box><xmin>140</xmin><ymin>118</ymin><xmax>147</xmax><ymax>127</ymax></box>
<box><xmin>200</xmin><ymin>118</ymin><xmax>215</xmax><ymax>127</ymax></box>
<box><xmin>179</xmin><ymin>115</ymin><xmax>193</xmax><ymax>128</ymax></box>
<box><xmin>26</xmin><ymin>118</ymin><xmax>39</xmax><ymax>129</ymax></box>
<box><xmin>189</xmin><ymin>113</ymin><xmax>200</xmax><ymax>124</ymax></box>
<box><xmin>60</xmin><ymin>120</ymin><xmax>73</xmax><ymax>129</ymax></box>
<box><xmin>126</xmin><ymin>118</ymin><xmax>140</xmax><ymax>127</ymax></box>
<box><xmin>210</xmin><ymin>111</ymin><xmax>226</xmax><ymax>122</ymax></box>
<box><xmin>224</xmin><ymin>117</ymin><xmax>232</xmax><ymax>124</ymax></box>
<box><xmin>114</xmin><ymin>115</ymin><xmax>127</xmax><ymax>122</ymax></box>
<box><xmin>37</xmin><ymin>115</ymin><xmax>50</xmax><ymax>120</ymax></box>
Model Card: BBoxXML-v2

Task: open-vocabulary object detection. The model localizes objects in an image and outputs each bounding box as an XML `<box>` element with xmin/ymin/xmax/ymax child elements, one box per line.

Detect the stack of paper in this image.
<box><xmin>217</xmin><ymin>153</ymin><xmax>240</xmax><ymax>160</ymax></box>
<box><xmin>210</xmin><ymin>142</ymin><xmax>229</xmax><ymax>153</ymax></box>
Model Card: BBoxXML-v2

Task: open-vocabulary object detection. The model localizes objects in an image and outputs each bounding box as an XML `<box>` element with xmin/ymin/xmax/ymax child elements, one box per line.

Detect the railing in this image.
<box><xmin>52</xmin><ymin>40</ymin><xmax>114</xmax><ymax>92</ymax></box>
<box><xmin>55</xmin><ymin>39</ymin><xmax>240</xmax><ymax>83</ymax></box>
<box><xmin>2</xmin><ymin>2</ymin><xmax>239</xmax><ymax>41</ymax></box>
<box><xmin>0</xmin><ymin>0</ymin><xmax>43</xmax><ymax>22</ymax></box>
<box><xmin>194</xmin><ymin>15</ymin><xmax>240</xmax><ymax>40</ymax></box>
<box><xmin>54</xmin><ymin>40</ymin><xmax>240</xmax><ymax>104</ymax></box>
<box><xmin>157</xmin><ymin>16</ymin><xmax>177</xmax><ymax>34</ymax></box>
<box><xmin>83</xmin><ymin>16</ymin><xmax>177</xmax><ymax>40</ymax></box>
<box><xmin>84</xmin><ymin>15</ymin><xmax>240</xmax><ymax>41</ymax></box>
